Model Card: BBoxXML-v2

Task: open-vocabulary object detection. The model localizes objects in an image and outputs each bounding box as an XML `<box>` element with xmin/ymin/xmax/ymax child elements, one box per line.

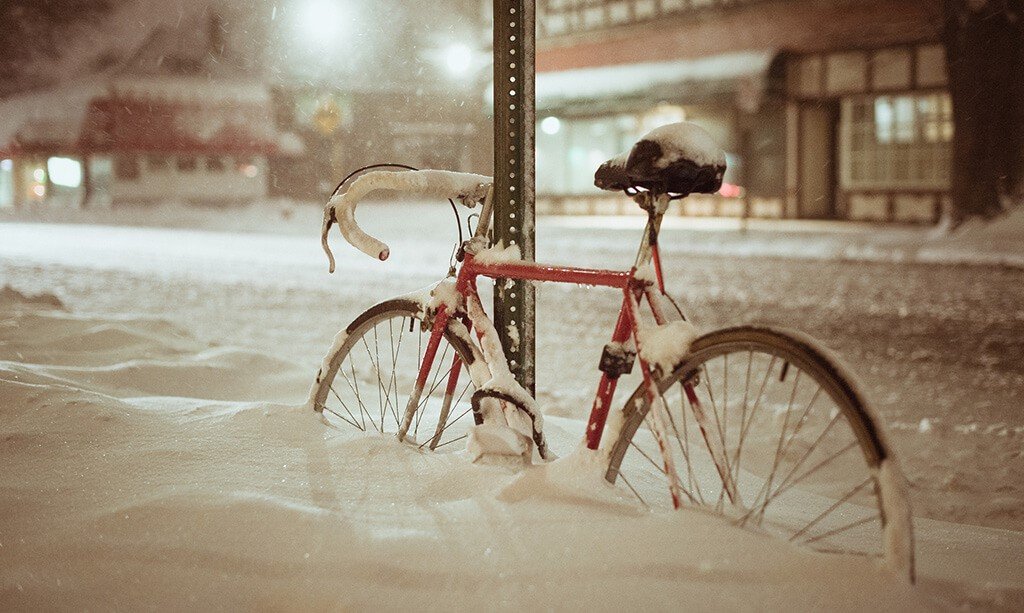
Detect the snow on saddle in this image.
<box><xmin>594</xmin><ymin>121</ymin><xmax>727</xmax><ymax>197</ymax></box>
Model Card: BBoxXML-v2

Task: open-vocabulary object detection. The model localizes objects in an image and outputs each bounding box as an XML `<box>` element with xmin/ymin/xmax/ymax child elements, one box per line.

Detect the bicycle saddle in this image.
<box><xmin>594</xmin><ymin>121</ymin><xmax>727</xmax><ymax>196</ymax></box>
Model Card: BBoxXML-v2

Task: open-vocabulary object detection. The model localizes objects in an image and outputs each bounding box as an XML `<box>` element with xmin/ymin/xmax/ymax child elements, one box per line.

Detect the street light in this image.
<box><xmin>443</xmin><ymin>43</ymin><xmax>474</xmax><ymax>77</ymax></box>
<box><xmin>296</xmin><ymin>0</ymin><xmax>346</xmax><ymax>51</ymax></box>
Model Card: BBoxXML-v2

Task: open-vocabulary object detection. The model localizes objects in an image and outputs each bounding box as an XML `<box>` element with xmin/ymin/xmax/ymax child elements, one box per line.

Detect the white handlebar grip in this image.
<box><xmin>336</xmin><ymin>193</ymin><xmax>390</xmax><ymax>261</ymax></box>
<box><xmin>327</xmin><ymin>180</ymin><xmax>391</xmax><ymax>261</ymax></box>
<box><xmin>324</xmin><ymin>169</ymin><xmax>492</xmax><ymax>266</ymax></box>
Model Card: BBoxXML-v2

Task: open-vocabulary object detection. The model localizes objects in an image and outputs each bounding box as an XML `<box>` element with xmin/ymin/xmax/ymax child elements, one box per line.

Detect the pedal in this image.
<box><xmin>467</xmin><ymin>423</ymin><xmax>532</xmax><ymax>466</ymax></box>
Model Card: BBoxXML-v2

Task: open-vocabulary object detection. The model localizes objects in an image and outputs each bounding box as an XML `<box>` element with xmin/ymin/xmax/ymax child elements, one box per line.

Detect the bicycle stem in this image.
<box><xmin>473</xmin><ymin>185</ymin><xmax>496</xmax><ymax>242</ymax></box>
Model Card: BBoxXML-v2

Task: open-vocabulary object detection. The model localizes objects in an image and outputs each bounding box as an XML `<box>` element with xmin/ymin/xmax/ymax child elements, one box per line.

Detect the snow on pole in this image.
<box><xmin>492</xmin><ymin>0</ymin><xmax>536</xmax><ymax>395</ymax></box>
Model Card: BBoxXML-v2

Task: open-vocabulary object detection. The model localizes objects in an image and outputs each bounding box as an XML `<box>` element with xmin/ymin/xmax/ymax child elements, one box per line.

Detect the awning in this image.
<box><xmin>536</xmin><ymin>50</ymin><xmax>778</xmax><ymax>113</ymax></box>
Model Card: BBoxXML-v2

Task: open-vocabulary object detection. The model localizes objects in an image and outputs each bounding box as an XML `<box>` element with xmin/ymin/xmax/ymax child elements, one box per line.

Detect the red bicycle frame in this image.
<box><xmin>410</xmin><ymin>192</ymin><xmax>674</xmax><ymax>449</ymax></box>
<box><xmin>397</xmin><ymin>190</ymin><xmax>735</xmax><ymax>508</ymax></box>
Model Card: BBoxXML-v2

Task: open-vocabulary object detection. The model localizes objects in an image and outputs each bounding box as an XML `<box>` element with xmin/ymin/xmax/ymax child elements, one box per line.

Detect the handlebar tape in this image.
<box><xmin>321</xmin><ymin>169</ymin><xmax>492</xmax><ymax>271</ymax></box>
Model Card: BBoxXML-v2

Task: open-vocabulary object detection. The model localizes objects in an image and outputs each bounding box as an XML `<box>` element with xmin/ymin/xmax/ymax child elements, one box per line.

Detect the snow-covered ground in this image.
<box><xmin>2</xmin><ymin>202</ymin><xmax>1024</xmax><ymax>609</ymax></box>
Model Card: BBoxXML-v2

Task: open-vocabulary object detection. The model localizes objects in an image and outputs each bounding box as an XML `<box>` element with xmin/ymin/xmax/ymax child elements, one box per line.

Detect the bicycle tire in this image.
<box><xmin>310</xmin><ymin>299</ymin><xmax>484</xmax><ymax>451</ymax></box>
<box><xmin>604</xmin><ymin>325</ymin><xmax>914</xmax><ymax>581</ymax></box>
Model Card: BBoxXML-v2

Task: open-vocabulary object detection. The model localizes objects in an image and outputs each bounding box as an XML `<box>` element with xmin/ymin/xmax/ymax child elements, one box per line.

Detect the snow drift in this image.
<box><xmin>0</xmin><ymin>285</ymin><xmax>936</xmax><ymax>610</ymax></box>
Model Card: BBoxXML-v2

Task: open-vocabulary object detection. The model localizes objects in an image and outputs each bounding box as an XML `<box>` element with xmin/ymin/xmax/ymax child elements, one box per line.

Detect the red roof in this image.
<box><xmin>78</xmin><ymin>95</ymin><xmax>279</xmax><ymax>155</ymax></box>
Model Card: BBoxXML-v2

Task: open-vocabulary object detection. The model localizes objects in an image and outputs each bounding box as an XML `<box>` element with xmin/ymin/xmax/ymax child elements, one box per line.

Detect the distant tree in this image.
<box><xmin>942</xmin><ymin>0</ymin><xmax>1024</xmax><ymax>225</ymax></box>
<box><xmin>0</xmin><ymin>0</ymin><xmax>112</xmax><ymax>97</ymax></box>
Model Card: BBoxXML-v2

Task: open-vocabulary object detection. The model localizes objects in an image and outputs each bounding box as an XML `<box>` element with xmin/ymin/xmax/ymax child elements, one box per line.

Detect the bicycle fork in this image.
<box><xmin>397</xmin><ymin>305</ymin><xmax>455</xmax><ymax>445</ymax></box>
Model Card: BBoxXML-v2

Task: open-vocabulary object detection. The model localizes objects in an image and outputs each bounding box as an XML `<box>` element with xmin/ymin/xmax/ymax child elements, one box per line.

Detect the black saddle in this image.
<box><xmin>594</xmin><ymin>122</ymin><xmax>727</xmax><ymax>196</ymax></box>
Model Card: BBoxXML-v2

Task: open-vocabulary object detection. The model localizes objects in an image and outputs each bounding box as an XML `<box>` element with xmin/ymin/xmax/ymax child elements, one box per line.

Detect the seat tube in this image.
<box><xmin>584</xmin><ymin>290</ymin><xmax>636</xmax><ymax>449</ymax></box>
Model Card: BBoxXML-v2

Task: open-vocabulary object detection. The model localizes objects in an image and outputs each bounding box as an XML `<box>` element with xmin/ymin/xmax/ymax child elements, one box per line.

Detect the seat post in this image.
<box><xmin>633</xmin><ymin>192</ymin><xmax>669</xmax><ymax>270</ymax></box>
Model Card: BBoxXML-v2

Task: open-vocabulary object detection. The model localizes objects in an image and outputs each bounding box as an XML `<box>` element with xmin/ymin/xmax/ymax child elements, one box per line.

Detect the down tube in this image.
<box><xmin>585</xmin><ymin>289</ymin><xmax>637</xmax><ymax>449</ymax></box>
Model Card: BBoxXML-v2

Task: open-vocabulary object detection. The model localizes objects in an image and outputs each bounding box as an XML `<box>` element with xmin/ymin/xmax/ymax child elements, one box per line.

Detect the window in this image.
<box><xmin>537</xmin><ymin>0</ymin><xmax>758</xmax><ymax>36</ymax></box>
<box><xmin>114</xmin><ymin>156</ymin><xmax>140</xmax><ymax>180</ymax></box>
<box><xmin>147</xmin><ymin>155</ymin><xmax>170</xmax><ymax>172</ymax></box>
<box><xmin>205</xmin><ymin>156</ymin><xmax>227</xmax><ymax>172</ymax></box>
<box><xmin>177</xmin><ymin>156</ymin><xmax>197</xmax><ymax>172</ymax></box>
<box><xmin>841</xmin><ymin>93</ymin><xmax>952</xmax><ymax>190</ymax></box>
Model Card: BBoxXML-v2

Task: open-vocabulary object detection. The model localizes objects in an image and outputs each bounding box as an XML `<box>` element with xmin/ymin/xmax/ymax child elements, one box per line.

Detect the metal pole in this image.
<box><xmin>493</xmin><ymin>0</ymin><xmax>536</xmax><ymax>395</ymax></box>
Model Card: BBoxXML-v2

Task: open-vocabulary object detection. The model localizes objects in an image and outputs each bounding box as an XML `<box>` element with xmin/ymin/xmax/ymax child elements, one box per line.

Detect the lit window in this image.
<box><xmin>47</xmin><ymin>157</ymin><xmax>83</xmax><ymax>187</ymax></box>
<box><xmin>841</xmin><ymin>92</ymin><xmax>952</xmax><ymax>190</ymax></box>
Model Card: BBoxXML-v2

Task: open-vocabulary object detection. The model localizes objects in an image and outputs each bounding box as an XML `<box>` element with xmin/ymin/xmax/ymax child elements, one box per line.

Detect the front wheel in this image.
<box><xmin>605</xmin><ymin>326</ymin><xmax>914</xmax><ymax>581</ymax></box>
<box><xmin>309</xmin><ymin>299</ymin><xmax>483</xmax><ymax>451</ymax></box>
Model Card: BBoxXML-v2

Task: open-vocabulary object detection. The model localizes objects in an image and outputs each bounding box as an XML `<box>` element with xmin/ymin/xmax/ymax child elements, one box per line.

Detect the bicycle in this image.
<box><xmin>311</xmin><ymin>122</ymin><xmax>914</xmax><ymax>581</ymax></box>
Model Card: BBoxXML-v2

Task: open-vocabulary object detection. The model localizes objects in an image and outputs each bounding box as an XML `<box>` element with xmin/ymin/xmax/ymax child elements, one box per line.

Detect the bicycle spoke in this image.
<box><xmin>738</xmin><ymin>407</ymin><xmax>844</xmax><ymax>526</ymax></box>
<box><xmin>754</xmin><ymin>369</ymin><xmax>803</xmax><ymax>524</ymax></box>
<box><xmin>802</xmin><ymin>513</ymin><xmax>880</xmax><ymax>547</ymax></box>
<box><xmin>361</xmin><ymin>328</ymin><xmax>389</xmax><ymax>432</ymax></box>
<box><xmin>769</xmin><ymin>438</ymin><xmax>859</xmax><ymax>505</ymax></box>
<box><xmin>633</xmin><ymin>418</ymin><xmax>697</xmax><ymax>505</ymax></box>
<box><xmin>385</xmin><ymin>317</ymin><xmax>406</xmax><ymax>428</ymax></box>
<box><xmin>698</xmin><ymin>357</ymin><xmax>737</xmax><ymax>507</ymax></box>
<box><xmin>319</xmin><ymin>400</ymin><xmax>362</xmax><ymax>430</ymax></box>
<box><xmin>434</xmin><ymin>434</ymin><xmax>468</xmax><ymax>449</ymax></box>
<box><xmin>674</xmin><ymin>382</ymin><xmax>705</xmax><ymax>505</ymax></box>
<box><xmin>424</xmin><ymin>380</ymin><xmax>475</xmax><ymax>449</ymax></box>
<box><xmin>630</xmin><ymin>439</ymin><xmax>668</xmax><ymax>476</ymax></box>
<box><xmin>789</xmin><ymin>477</ymin><xmax>873</xmax><ymax>543</ymax></box>
<box><xmin>611</xmin><ymin>465</ymin><xmax>649</xmax><ymax>508</ymax></box>
<box><xmin>662</xmin><ymin>389</ymin><xmax>703</xmax><ymax>505</ymax></box>
<box><xmin>414</xmin><ymin>344</ymin><xmax>454</xmax><ymax>434</ymax></box>
<box><xmin>338</xmin><ymin>360</ymin><xmax>375</xmax><ymax>432</ymax></box>
<box><xmin>731</xmin><ymin>354</ymin><xmax>777</xmax><ymax>489</ymax></box>
<box><xmin>329</xmin><ymin>384</ymin><xmax>364</xmax><ymax>431</ymax></box>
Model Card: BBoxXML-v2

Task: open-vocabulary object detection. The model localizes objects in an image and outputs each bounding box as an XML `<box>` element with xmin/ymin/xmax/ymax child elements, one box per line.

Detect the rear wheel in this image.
<box><xmin>605</xmin><ymin>326</ymin><xmax>914</xmax><ymax>580</ymax></box>
<box><xmin>310</xmin><ymin>299</ymin><xmax>480</xmax><ymax>451</ymax></box>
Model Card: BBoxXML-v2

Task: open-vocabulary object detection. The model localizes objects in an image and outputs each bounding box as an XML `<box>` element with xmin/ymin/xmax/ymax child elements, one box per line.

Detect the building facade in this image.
<box><xmin>0</xmin><ymin>10</ymin><xmax>296</xmax><ymax>209</ymax></box>
<box><xmin>533</xmin><ymin>0</ymin><xmax>949</xmax><ymax>222</ymax></box>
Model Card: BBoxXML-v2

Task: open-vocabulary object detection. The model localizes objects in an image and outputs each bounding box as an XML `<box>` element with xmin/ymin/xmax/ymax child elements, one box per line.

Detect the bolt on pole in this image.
<box><xmin>492</xmin><ymin>0</ymin><xmax>536</xmax><ymax>395</ymax></box>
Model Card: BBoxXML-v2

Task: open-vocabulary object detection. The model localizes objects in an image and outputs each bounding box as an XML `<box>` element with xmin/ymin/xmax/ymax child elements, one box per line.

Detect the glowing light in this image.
<box><xmin>540</xmin><ymin>116</ymin><xmax>561</xmax><ymax>135</ymax></box>
<box><xmin>242</xmin><ymin>164</ymin><xmax>259</xmax><ymax>178</ymax></box>
<box><xmin>642</xmin><ymin>104</ymin><xmax>686</xmax><ymax>132</ymax></box>
<box><xmin>47</xmin><ymin>157</ymin><xmax>83</xmax><ymax>187</ymax></box>
<box><xmin>32</xmin><ymin>184</ymin><xmax>46</xmax><ymax>197</ymax></box>
<box><xmin>718</xmin><ymin>182</ymin><xmax>743</xmax><ymax>198</ymax></box>
<box><xmin>443</xmin><ymin>44</ymin><xmax>473</xmax><ymax>77</ymax></box>
<box><xmin>0</xmin><ymin>159</ymin><xmax>11</xmax><ymax>171</ymax></box>
<box><xmin>33</xmin><ymin>168</ymin><xmax>46</xmax><ymax>182</ymax></box>
<box><xmin>297</xmin><ymin>0</ymin><xmax>345</xmax><ymax>50</ymax></box>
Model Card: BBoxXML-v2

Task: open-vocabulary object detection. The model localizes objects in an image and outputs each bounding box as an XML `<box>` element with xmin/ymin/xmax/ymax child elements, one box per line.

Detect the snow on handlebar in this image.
<box><xmin>321</xmin><ymin>169</ymin><xmax>493</xmax><ymax>272</ymax></box>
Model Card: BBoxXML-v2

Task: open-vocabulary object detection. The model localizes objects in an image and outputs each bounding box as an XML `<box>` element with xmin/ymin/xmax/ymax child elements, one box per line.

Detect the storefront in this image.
<box><xmin>534</xmin><ymin>50</ymin><xmax>786</xmax><ymax>217</ymax></box>
<box><xmin>786</xmin><ymin>44</ymin><xmax>951</xmax><ymax>222</ymax></box>
<box><xmin>533</xmin><ymin>0</ymin><xmax>948</xmax><ymax>222</ymax></box>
